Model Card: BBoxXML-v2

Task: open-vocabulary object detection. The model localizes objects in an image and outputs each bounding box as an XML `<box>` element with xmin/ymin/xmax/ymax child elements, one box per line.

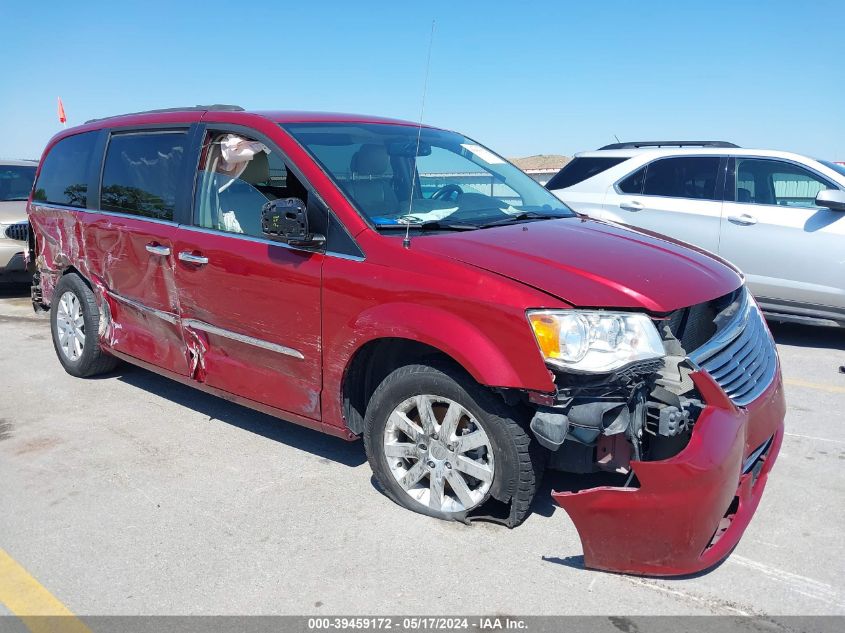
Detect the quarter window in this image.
<box><xmin>642</xmin><ymin>157</ymin><xmax>720</xmax><ymax>200</ymax></box>
<box><xmin>546</xmin><ymin>157</ymin><xmax>628</xmax><ymax>190</ymax></box>
<box><xmin>736</xmin><ymin>158</ymin><xmax>832</xmax><ymax>207</ymax></box>
<box><xmin>32</xmin><ymin>132</ymin><xmax>98</xmax><ymax>208</ymax></box>
<box><xmin>100</xmin><ymin>132</ymin><xmax>187</xmax><ymax>221</ymax></box>
<box><xmin>618</xmin><ymin>166</ymin><xmax>646</xmax><ymax>194</ymax></box>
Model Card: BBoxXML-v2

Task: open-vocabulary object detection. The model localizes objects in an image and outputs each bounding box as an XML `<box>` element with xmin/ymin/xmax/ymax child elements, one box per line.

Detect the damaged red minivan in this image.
<box><xmin>27</xmin><ymin>106</ymin><xmax>785</xmax><ymax>575</ymax></box>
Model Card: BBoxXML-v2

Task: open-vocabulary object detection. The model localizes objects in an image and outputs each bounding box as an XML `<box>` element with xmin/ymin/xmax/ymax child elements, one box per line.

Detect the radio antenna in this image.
<box><xmin>404</xmin><ymin>19</ymin><xmax>436</xmax><ymax>249</ymax></box>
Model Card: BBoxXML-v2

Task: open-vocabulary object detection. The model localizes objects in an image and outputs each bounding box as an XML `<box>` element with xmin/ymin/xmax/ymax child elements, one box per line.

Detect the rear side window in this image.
<box><xmin>32</xmin><ymin>131</ymin><xmax>98</xmax><ymax>207</ymax></box>
<box><xmin>642</xmin><ymin>157</ymin><xmax>721</xmax><ymax>200</ymax></box>
<box><xmin>545</xmin><ymin>157</ymin><xmax>627</xmax><ymax>190</ymax></box>
<box><xmin>100</xmin><ymin>132</ymin><xmax>187</xmax><ymax>221</ymax></box>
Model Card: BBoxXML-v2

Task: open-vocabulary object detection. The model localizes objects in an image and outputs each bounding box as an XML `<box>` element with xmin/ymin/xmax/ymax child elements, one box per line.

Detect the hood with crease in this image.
<box><xmin>414</xmin><ymin>217</ymin><xmax>743</xmax><ymax>313</ymax></box>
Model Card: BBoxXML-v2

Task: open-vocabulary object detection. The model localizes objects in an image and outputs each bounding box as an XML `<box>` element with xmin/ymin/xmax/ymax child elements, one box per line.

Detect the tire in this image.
<box><xmin>364</xmin><ymin>362</ymin><xmax>544</xmax><ymax>526</ymax></box>
<box><xmin>50</xmin><ymin>273</ymin><xmax>119</xmax><ymax>378</ymax></box>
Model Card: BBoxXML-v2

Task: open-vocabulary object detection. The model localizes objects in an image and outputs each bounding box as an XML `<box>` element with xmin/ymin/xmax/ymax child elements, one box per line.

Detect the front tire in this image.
<box><xmin>364</xmin><ymin>363</ymin><xmax>544</xmax><ymax>525</ymax></box>
<box><xmin>50</xmin><ymin>273</ymin><xmax>119</xmax><ymax>377</ymax></box>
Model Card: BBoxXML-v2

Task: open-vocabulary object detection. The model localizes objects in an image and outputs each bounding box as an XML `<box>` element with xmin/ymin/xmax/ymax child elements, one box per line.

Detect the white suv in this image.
<box><xmin>547</xmin><ymin>142</ymin><xmax>845</xmax><ymax>327</ymax></box>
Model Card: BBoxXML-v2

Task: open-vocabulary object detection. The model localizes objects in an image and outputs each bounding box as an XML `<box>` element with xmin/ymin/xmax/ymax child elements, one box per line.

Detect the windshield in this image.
<box><xmin>282</xmin><ymin>122</ymin><xmax>574</xmax><ymax>229</ymax></box>
<box><xmin>820</xmin><ymin>160</ymin><xmax>845</xmax><ymax>179</ymax></box>
<box><xmin>0</xmin><ymin>165</ymin><xmax>36</xmax><ymax>201</ymax></box>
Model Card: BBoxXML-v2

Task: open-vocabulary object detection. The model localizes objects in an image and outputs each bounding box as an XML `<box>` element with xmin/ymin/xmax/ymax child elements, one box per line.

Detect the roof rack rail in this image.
<box><xmin>85</xmin><ymin>104</ymin><xmax>244</xmax><ymax>124</ymax></box>
<box><xmin>598</xmin><ymin>141</ymin><xmax>739</xmax><ymax>150</ymax></box>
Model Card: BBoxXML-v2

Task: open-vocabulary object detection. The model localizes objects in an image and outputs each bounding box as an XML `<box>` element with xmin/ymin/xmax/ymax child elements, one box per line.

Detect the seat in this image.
<box><xmin>240</xmin><ymin>151</ymin><xmax>269</xmax><ymax>185</ymax></box>
<box><xmin>737</xmin><ymin>187</ymin><xmax>752</xmax><ymax>203</ymax></box>
<box><xmin>347</xmin><ymin>144</ymin><xmax>399</xmax><ymax>213</ymax></box>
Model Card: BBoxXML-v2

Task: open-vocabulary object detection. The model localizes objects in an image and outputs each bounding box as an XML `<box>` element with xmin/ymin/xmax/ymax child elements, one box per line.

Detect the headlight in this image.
<box><xmin>527</xmin><ymin>310</ymin><xmax>665</xmax><ymax>373</ymax></box>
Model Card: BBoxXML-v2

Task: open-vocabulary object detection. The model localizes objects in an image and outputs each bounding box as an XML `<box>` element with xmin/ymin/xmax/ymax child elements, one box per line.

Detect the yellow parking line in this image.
<box><xmin>0</xmin><ymin>548</ymin><xmax>91</xmax><ymax>633</ymax></box>
<box><xmin>784</xmin><ymin>378</ymin><xmax>845</xmax><ymax>395</ymax></box>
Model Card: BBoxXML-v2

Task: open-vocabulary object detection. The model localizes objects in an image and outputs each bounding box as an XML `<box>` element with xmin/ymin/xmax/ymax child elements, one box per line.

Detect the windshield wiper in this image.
<box><xmin>376</xmin><ymin>220</ymin><xmax>480</xmax><ymax>232</ymax></box>
<box><xmin>2</xmin><ymin>197</ymin><xmax>29</xmax><ymax>202</ymax></box>
<box><xmin>478</xmin><ymin>211</ymin><xmax>570</xmax><ymax>228</ymax></box>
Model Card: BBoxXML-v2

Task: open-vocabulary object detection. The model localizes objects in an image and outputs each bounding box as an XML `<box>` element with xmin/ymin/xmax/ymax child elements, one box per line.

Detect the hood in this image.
<box><xmin>414</xmin><ymin>217</ymin><xmax>742</xmax><ymax>313</ymax></box>
<box><xmin>0</xmin><ymin>200</ymin><xmax>28</xmax><ymax>224</ymax></box>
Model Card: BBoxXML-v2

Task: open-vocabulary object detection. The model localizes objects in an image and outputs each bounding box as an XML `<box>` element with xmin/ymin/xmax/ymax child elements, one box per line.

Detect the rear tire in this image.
<box><xmin>364</xmin><ymin>362</ymin><xmax>544</xmax><ymax>525</ymax></box>
<box><xmin>50</xmin><ymin>274</ymin><xmax>119</xmax><ymax>378</ymax></box>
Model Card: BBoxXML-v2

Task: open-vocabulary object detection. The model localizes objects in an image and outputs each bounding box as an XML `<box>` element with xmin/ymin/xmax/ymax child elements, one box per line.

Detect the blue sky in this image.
<box><xmin>2</xmin><ymin>0</ymin><xmax>843</xmax><ymax>160</ymax></box>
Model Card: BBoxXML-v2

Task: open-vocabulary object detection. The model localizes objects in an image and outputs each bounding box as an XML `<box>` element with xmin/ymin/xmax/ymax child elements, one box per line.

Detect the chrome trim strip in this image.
<box><xmin>182</xmin><ymin>318</ymin><xmax>305</xmax><ymax>360</ymax></box>
<box><xmin>688</xmin><ymin>288</ymin><xmax>778</xmax><ymax>407</ymax></box>
<box><xmin>33</xmin><ymin>202</ymin><xmax>179</xmax><ymax>227</ymax></box>
<box><xmin>742</xmin><ymin>436</ymin><xmax>773</xmax><ymax>474</ymax></box>
<box><xmin>96</xmin><ymin>209</ymin><xmax>178</xmax><ymax>226</ymax></box>
<box><xmin>106</xmin><ymin>290</ymin><xmax>179</xmax><ymax>324</ymax></box>
<box><xmin>178</xmin><ymin>224</ymin><xmax>365</xmax><ymax>262</ymax></box>
<box><xmin>30</xmin><ymin>201</ymin><xmax>88</xmax><ymax>214</ymax></box>
<box><xmin>32</xmin><ymin>203</ymin><xmax>365</xmax><ymax>261</ymax></box>
<box><xmin>688</xmin><ymin>290</ymin><xmax>751</xmax><ymax>365</ymax></box>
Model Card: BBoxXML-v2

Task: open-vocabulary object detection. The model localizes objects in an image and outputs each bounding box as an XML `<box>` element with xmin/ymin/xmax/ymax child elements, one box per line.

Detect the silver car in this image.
<box><xmin>0</xmin><ymin>159</ymin><xmax>37</xmax><ymax>283</ymax></box>
<box><xmin>547</xmin><ymin>142</ymin><xmax>845</xmax><ymax>327</ymax></box>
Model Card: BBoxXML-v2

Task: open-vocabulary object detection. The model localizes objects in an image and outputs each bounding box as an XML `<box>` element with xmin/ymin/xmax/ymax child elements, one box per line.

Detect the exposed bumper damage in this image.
<box><xmin>533</xmin><ymin>289</ymin><xmax>786</xmax><ymax>575</ymax></box>
<box><xmin>552</xmin><ymin>370</ymin><xmax>784</xmax><ymax>576</ymax></box>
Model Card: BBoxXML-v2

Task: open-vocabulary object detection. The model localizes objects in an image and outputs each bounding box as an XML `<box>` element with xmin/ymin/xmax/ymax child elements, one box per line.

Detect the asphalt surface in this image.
<box><xmin>0</xmin><ymin>283</ymin><xmax>844</xmax><ymax>617</ymax></box>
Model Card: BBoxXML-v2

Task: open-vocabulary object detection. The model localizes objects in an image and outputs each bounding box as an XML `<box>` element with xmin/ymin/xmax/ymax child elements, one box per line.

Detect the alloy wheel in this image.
<box><xmin>55</xmin><ymin>291</ymin><xmax>85</xmax><ymax>362</ymax></box>
<box><xmin>383</xmin><ymin>394</ymin><xmax>495</xmax><ymax>513</ymax></box>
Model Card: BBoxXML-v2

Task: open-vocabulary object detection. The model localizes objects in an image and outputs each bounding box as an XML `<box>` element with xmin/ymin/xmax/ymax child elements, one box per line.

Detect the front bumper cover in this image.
<box><xmin>552</xmin><ymin>367</ymin><xmax>785</xmax><ymax>576</ymax></box>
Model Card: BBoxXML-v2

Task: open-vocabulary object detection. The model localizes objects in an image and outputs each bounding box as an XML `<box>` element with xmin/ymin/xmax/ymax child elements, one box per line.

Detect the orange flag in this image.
<box><xmin>57</xmin><ymin>97</ymin><xmax>67</xmax><ymax>124</ymax></box>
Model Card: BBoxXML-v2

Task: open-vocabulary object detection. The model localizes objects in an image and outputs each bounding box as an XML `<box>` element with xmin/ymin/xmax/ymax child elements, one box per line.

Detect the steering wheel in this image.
<box><xmin>431</xmin><ymin>184</ymin><xmax>464</xmax><ymax>202</ymax></box>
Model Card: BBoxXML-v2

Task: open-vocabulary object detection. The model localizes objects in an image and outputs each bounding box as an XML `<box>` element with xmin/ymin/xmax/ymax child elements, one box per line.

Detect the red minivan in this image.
<box><xmin>27</xmin><ymin>106</ymin><xmax>785</xmax><ymax>575</ymax></box>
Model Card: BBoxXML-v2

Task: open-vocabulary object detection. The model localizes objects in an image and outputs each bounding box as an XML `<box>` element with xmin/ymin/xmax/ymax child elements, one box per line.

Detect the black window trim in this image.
<box><xmin>30</xmin><ymin>129</ymin><xmax>104</xmax><ymax>211</ymax></box>
<box><xmin>544</xmin><ymin>156</ymin><xmax>630</xmax><ymax>191</ymax></box>
<box><xmin>612</xmin><ymin>154</ymin><xmax>730</xmax><ymax>202</ymax></box>
<box><xmin>96</xmin><ymin>124</ymin><xmax>196</xmax><ymax>225</ymax></box>
<box><xmin>188</xmin><ymin>122</ymin><xmax>364</xmax><ymax>260</ymax></box>
<box><xmin>725</xmin><ymin>155</ymin><xmax>843</xmax><ymax>208</ymax></box>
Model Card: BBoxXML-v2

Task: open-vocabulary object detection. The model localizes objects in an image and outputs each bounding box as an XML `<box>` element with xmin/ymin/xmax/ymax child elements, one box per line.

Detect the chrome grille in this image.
<box><xmin>3</xmin><ymin>221</ymin><xmax>29</xmax><ymax>242</ymax></box>
<box><xmin>688</xmin><ymin>289</ymin><xmax>778</xmax><ymax>406</ymax></box>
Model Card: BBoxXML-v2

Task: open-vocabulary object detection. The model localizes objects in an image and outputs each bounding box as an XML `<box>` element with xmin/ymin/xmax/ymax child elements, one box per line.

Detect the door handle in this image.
<box><xmin>727</xmin><ymin>213</ymin><xmax>758</xmax><ymax>226</ymax></box>
<box><xmin>145</xmin><ymin>243</ymin><xmax>171</xmax><ymax>256</ymax></box>
<box><xmin>619</xmin><ymin>200</ymin><xmax>643</xmax><ymax>211</ymax></box>
<box><xmin>178</xmin><ymin>251</ymin><xmax>209</xmax><ymax>265</ymax></box>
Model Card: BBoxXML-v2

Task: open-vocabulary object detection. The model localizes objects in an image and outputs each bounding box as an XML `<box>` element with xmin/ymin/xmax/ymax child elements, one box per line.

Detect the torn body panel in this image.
<box><xmin>172</xmin><ymin>229</ymin><xmax>323</xmax><ymax>419</ymax></box>
<box><xmin>30</xmin><ymin>205</ymin><xmax>190</xmax><ymax>375</ymax></box>
<box><xmin>552</xmin><ymin>370</ymin><xmax>785</xmax><ymax>576</ymax></box>
<box><xmin>538</xmin><ymin>289</ymin><xmax>785</xmax><ymax>575</ymax></box>
<box><xmin>29</xmin><ymin>202</ymin><xmax>323</xmax><ymax>420</ymax></box>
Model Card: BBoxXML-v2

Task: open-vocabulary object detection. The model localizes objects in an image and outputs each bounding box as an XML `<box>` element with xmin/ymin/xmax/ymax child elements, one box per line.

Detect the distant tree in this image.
<box><xmin>63</xmin><ymin>184</ymin><xmax>87</xmax><ymax>206</ymax></box>
<box><xmin>101</xmin><ymin>185</ymin><xmax>171</xmax><ymax>218</ymax></box>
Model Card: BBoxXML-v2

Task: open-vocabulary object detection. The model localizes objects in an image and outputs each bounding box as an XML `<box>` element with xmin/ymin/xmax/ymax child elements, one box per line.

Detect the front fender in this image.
<box><xmin>348</xmin><ymin>301</ymin><xmax>551</xmax><ymax>390</ymax></box>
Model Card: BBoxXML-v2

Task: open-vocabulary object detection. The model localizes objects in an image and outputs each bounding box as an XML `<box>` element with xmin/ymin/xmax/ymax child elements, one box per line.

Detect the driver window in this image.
<box><xmin>414</xmin><ymin>146</ymin><xmax>523</xmax><ymax>206</ymax></box>
<box><xmin>736</xmin><ymin>158</ymin><xmax>831</xmax><ymax>208</ymax></box>
<box><xmin>194</xmin><ymin>132</ymin><xmax>307</xmax><ymax>237</ymax></box>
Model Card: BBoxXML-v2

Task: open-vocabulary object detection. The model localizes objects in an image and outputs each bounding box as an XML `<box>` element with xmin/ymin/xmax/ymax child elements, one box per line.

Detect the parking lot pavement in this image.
<box><xmin>1</xmin><ymin>286</ymin><xmax>844</xmax><ymax>618</ymax></box>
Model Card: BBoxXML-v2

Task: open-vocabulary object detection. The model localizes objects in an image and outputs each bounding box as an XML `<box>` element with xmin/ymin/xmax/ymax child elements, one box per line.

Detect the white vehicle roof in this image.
<box><xmin>549</xmin><ymin>144</ymin><xmax>845</xmax><ymax>191</ymax></box>
<box><xmin>575</xmin><ymin>147</ymin><xmax>829</xmax><ymax>162</ymax></box>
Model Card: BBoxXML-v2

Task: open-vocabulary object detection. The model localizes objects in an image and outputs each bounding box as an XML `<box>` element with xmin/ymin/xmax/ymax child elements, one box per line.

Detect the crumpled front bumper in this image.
<box><xmin>552</xmin><ymin>367</ymin><xmax>786</xmax><ymax>576</ymax></box>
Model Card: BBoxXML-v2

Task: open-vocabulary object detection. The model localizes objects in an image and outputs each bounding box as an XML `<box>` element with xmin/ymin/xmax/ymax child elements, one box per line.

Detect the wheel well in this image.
<box><xmin>341</xmin><ymin>338</ymin><xmax>462</xmax><ymax>435</ymax></box>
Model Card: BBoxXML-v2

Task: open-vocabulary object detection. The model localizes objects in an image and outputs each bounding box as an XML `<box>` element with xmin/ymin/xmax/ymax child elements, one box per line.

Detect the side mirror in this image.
<box><xmin>815</xmin><ymin>189</ymin><xmax>845</xmax><ymax>212</ymax></box>
<box><xmin>261</xmin><ymin>198</ymin><xmax>325</xmax><ymax>247</ymax></box>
